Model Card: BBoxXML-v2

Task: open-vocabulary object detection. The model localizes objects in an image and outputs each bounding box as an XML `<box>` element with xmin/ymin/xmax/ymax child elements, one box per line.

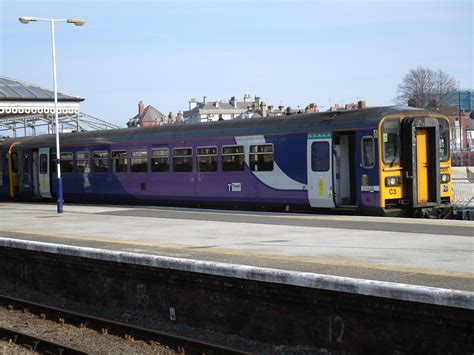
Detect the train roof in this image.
<box><xmin>12</xmin><ymin>106</ymin><xmax>431</xmax><ymax>149</ymax></box>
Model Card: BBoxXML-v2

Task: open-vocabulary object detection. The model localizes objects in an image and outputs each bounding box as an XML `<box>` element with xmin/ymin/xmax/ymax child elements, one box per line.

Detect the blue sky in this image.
<box><xmin>1</xmin><ymin>0</ymin><xmax>472</xmax><ymax>127</ymax></box>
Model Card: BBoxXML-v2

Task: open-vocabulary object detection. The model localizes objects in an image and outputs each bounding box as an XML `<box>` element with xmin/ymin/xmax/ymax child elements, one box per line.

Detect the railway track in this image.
<box><xmin>0</xmin><ymin>326</ymin><xmax>86</xmax><ymax>354</ymax></box>
<box><xmin>0</xmin><ymin>294</ymin><xmax>250</xmax><ymax>355</ymax></box>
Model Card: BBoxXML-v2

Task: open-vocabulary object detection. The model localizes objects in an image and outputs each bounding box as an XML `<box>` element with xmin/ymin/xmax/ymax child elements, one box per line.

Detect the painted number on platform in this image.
<box><xmin>328</xmin><ymin>316</ymin><xmax>345</xmax><ymax>343</ymax></box>
<box><xmin>227</xmin><ymin>182</ymin><xmax>241</xmax><ymax>192</ymax></box>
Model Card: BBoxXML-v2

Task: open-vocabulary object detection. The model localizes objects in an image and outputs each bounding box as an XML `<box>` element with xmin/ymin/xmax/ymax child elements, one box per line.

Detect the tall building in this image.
<box><xmin>127</xmin><ymin>100</ymin><xmax>167</xmax><ymax>128</ymax></box>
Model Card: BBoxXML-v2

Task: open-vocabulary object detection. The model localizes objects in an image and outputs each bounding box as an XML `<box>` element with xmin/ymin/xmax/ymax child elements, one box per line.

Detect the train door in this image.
<box><xmin>7</xmin><ymin>143</ymin><xmax>20</xmax><ymax>198</ymax></box>
<box><xmin>38</xmin><ymin>147</ymin><xmax>52</xmax><ymax>198</ymax></box>
<box><xmin>307</xmin><ymin>133</ymin><xmax>335</xmax><ymax>208</ymax></box>
<box><xmin>401</xmin><ymin>117</ymin><xmax>440</xmax><ymax>208</ymax></box>
<box><xmin>32</xmin><ymin>150</ymin><xmax>40</xmax><ymax>197</ymax></box>
<box><xmin>332</xmin><ymin>134</ymin><xmax>356</xmax><ymax>206</ymax></box>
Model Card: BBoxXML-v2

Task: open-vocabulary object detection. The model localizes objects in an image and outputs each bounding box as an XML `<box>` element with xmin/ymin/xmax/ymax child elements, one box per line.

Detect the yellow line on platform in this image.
<box><xmin>1</xmin><ymin>228</ymin><xmax>473</xmax><ymax>280</ymax></box>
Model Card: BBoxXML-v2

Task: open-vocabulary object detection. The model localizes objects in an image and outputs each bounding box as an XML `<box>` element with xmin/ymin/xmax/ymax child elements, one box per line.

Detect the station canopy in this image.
<box><xmin>0</xmin><ymin>76</ymin><xmax>120</xmax><ymax>137</ymax></box>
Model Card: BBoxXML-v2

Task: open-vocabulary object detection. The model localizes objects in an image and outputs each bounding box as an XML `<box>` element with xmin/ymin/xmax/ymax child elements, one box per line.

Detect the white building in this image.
<box><xmin>183</xmin><ymin>95</ymin><xmax>267</xmax><ymax>123</ymax></box>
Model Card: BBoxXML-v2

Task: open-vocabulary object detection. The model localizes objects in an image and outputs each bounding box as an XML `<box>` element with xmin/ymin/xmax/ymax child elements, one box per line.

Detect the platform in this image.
<box><xmin>0</xmin><ymin>202</ymin><xmax>472</xmax><ymax>292</ymax></box>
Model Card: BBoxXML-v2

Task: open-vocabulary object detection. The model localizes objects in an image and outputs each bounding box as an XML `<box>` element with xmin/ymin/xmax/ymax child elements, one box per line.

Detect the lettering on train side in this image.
<box><xmin>227</xmin><ymin>182</ymin><xmax>241</xmax><ymax>192</ymax></box>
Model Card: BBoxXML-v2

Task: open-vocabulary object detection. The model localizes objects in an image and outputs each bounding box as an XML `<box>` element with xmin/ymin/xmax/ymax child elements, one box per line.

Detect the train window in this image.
<box><xmin>438</xmin><ymin>118</ymin><xmax>450</xmax><ymax>162</ymax></box>
<box><xmin>112</xmin><ymin>151</ymin><xmax>127</xmax><ymax>173</ymax></box>
<box><xmin>93</xmin><ymin>151</ymin><xmax>109</xmax><ymax>173</ymax></box>
<box><xmin>151</xmin><ymin>148</ymin><xmax>169</xmax><ymax>172</ymax></box>
<box><xmin>249</xmin><ymin>144</ymin><xmax>273</xmax><ymax>172</ymax></box>
<box><xmin>39</xmin><ymin>154</ymin><xmax>48</xmax><ymax>174</ymax></box>
<box><xmin>311</xmin><ymin>142</ymin><xmax>329</xmax><ymax>171</ymax></box>
<box><xmin>361</xmin><ymin>137</ymin><xmax>375</xmax><ymax>169</ymax></box>
<box><xmin>222</xmin><ymin>145</ymin><xmax>244</xmax><ymax>171</ymax></box>
<box><xmin>60</xmin><ymin>152</ymin><xmax>73</xmax><ymax>173</ymax></box>
<box><xmin>131</xmin><ymin>150</ymin><xmax>148</xmax><ymax>173</ymax></box>
<box><xmin>76</xmin><ymin>152</ymin><xmax>90</xmax><ymax>173</ymax></box>
<box><xmin>382</xmin><ymin>119</ymin><xmax>400</xmax><ymax>166</ymax></box>
<box><xmin>23</xmin><ymin>154</ymin><xmax>30</xmax><ymax>175</ymax></box>
<box><xmin>197</xmin><ymin>146</ymin><xmax>217</xmax><ymax>172</ymax></box>
<box><xmin>173</xmin><ymin>147</ymin><xmax>193</xmax><ymax>172</ymax></box>
<box><xmin>11</xmin><ymin>152</ymin><xmax>18</xmax><ymax>173</ymax></box>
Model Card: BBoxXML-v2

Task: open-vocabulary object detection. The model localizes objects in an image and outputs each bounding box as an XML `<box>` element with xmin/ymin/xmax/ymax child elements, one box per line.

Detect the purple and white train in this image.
<box><xmin>0</xmin><ymin>106</ymin><xmax>452</xmax><ymax>215</ymax></box>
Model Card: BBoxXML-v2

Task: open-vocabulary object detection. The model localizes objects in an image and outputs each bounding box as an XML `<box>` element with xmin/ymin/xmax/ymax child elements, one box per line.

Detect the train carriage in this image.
<box><xmin>0</xmin><ymin>106</ymin><xmax>452</xmax><ymax>215</ymax></box>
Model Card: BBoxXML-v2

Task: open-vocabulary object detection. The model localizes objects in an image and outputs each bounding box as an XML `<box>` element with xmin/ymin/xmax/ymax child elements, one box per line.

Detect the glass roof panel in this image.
<box><xmin>0</xmin><ymin>84</ymin><xmax>21</xmax><ymax>99</ymax></box>
<box><xmin>10</xmin><ymin>84</ymin><xmax>35</xmax><ymax>99</ymax></box>
<box><xmin>26</xmin><ymin>86</ymin><xmax>52</xmax><ymax>99</ymax></box>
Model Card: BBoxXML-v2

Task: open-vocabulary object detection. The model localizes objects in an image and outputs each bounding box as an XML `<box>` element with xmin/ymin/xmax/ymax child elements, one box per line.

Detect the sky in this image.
<box><xmin>1</xmin><ymin>0</ymin><xmax>472</xmax><ymax>127</ymax></box>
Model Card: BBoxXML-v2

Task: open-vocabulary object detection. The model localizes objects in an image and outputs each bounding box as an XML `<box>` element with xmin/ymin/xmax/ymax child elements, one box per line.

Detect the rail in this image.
<box><xmin>0</xmin><ymin>295</ymin><xmax>250</xmax><ymax>355</ymax></box>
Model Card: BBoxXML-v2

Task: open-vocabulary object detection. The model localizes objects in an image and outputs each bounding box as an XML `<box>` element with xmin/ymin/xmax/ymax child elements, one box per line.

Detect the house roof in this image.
<box><xmin>184</xmin><ymin>100</ymin><xmax>256</xmax><ymax>115</ymax></box>
<box><xmin>0</xmin><ymin>76</ymin><xmax>84</xmax><ymax>102</ymax></box>
<box><xmin>130</xmin><ymin>105</ymin><xmax>167</xmax><ymax>123</ymax></box>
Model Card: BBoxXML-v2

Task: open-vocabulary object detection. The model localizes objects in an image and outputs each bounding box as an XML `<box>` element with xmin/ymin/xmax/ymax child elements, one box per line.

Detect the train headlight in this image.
<box><xmin>385</xmin><ymin>176</ymin><xmax>401</xmax><ymax>187</ymax></box>
<box><xmin>441</xmin><ymin>174</ymin><xmax>450</xmax><ymax>183</ymax></box>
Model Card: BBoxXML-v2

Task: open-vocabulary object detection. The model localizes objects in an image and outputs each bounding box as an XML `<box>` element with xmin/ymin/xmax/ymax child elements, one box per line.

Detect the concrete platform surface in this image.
<box><xmin>0</xmin><ymin>202</ymin><xmax>473</xmax><ymax>292</ymax></box>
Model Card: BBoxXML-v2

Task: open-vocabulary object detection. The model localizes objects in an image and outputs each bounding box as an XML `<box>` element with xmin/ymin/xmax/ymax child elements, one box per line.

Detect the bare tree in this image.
<box><xmin>397</xmin><ymin>67</ymin><xmax>457</xmax><ymax>113</ymax></box>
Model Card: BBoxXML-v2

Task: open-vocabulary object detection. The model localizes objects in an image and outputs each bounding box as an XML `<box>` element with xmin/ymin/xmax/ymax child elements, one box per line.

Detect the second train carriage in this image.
<box><xmin>0</xmin><ymin>106</ymin><xmax>452</xmax><ymax>215</ymax></box>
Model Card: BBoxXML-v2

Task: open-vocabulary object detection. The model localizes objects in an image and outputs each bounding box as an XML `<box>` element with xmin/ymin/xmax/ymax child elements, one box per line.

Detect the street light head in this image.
<box><xmin>19</xmin><ymin>17</ymin><xmax>38</xmax><ymax>24</ymax></box>
<box><xmin>67</xmin><ymin>19</ymin><xmax>85</xmax><ymax>26</ymax></box>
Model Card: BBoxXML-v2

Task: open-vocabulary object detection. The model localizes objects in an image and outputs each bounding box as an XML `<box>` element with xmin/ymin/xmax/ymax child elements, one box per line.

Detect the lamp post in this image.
<box><xmin>19</xmin><ymin>16</ymin><xmax>85</xmax><ymax>214</ymax></box>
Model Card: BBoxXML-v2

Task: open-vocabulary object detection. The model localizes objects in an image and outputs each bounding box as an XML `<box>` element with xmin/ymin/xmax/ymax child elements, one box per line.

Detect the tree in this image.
<box><xmin>397</xmin><ymin>67</ymin><xmax>457</xmax><ymax>113</ymax></box>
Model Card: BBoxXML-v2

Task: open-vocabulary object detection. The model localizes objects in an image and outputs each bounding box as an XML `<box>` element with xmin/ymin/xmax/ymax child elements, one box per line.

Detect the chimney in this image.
<box><xmin>214</xmin><ymin>101</ymin><xmax>219</xmax><ymax>108</ymax></box>
<box><xmin>168</xmin><ymin>112</ymin><xmax>174</xmax><ymax>124</ymax></box>
<box><xmin>230</xmin><ymin>96</ymin><xmax>237</xmax><ymax>108</ymax></box>
<box><xmin>278</xmin><ymin>105</ymin><xmax>285</xmax><ymax>111</ymax></box>
<box><xmin>255</xmin><ymin>96</ymin><xmax>260</xmax><ymax>106</ymax></box>
<box><xmin>244</xmin><ymin>94</ymin><xmax>251</xmax><ymax>103</ymax></box>
<box><xmin>268</xmin><ymin>105</ymin><xmax>273</xmax><ymax>112</ymax></box>
<box><xmin>203</xmin><ymin>96</ymin><xmax>207</xmax><ymax>104</ymax></box>
<box><xmin>357</xmin><ymin>100</ymin><xmax>366</xmax><ymax>109</ymax></box>
<box><xmin>176</xmin><ymin>111</ymin><xmax>184</xmax><ymax>123</ymax></box>
<box><xmin>260</xmin><ymin>101</ymin><xmax>267</xmax><ymax>117</ymax></box>
<box><xmin>138</xmin><ymin>100</ymin><xmax>144</xmax><ymax>115</ymax></box>
<box><xmin>189</xmin><ymin>98</ymin><xmax>197</xmax><ymax>110</ymax></box>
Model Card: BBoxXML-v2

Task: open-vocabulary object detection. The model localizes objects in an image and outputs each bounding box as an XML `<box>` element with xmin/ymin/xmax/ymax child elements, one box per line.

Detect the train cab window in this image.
<box><xmin>438</xmin><ymin>118</ymin><xmax>450</xmax><ymax>162</ymax></box>
<box><xmin>112</xmin><ymin>151</ymin><xmax>127</xmax><ymax>173</ymax></box>
<box><xmin>93</xmin><ymin>151</ymin><xmax>109</xmax><ymax>173</ymax></box>
<box><xmin>361</xmin><ymin>137</ymin><xmax>375</xmax><ymax>169</ymax></box>
<box><xmin>60</xmin><ymin>152</ymin><xmax>73</xmax><ymax>173</ymax></box>
<box><xmin>151</xmin><ymin>148</ymin><xmax>169</xmax><ymax>172</ymax></box>
<box><xmin>40</xmin><ymin>154</ymin><xmax>48</xmax><ymax>174</ymax></box>
<box><xmin>11</xmin><ymin>152</ymin><xmax>18</xmax><ymax>173</ymax></box>
<box><xmin>23</xmin><ymin>154</ymin><xmax>30</xmax><ymax>175</ymax></box>
<box><xmin>311</xmin><ymin>142</ymin><xmax>329</xmax><ymax>171</ymax></box>
<box><xmin>382</xmin><ymin>119</ymin><xmax>400</xmax><ymax>166</ymax></box>
<box><xmin>131</xmin><ymin>150</ymin><xmax>148</xmax><ymax>173</ymax></box>
<box><xmin>173</xmin><ymin>148</ymin><xmax>193</xmax><ymax>172</ymax></box>
<box><xmin>76</xmin><ymin>152</ymin><xmax>90</xmax><ymax>173</ymax></box>
<box><xmin>222</xmin><ymin>145</ymin><xmax>244</xmax><ymax>171</ymax></box>
<box><xmin>197</xmin><ymin>146</ymin><xmax>217</xmax><ymax>172</ymax></box>
<box><xmin>249</xmin><ymin>144</ymin><xmax>273</xmax><ymax>172</ymax></box>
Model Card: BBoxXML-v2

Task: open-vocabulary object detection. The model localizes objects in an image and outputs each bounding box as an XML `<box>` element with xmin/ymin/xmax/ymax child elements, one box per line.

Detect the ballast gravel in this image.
<box><xmin>0</xmin><ymin>339</ymin><xmax>37</xmax><ymax>354</ymax></box>
<box><xmin>0</xmin><ymin>281</ymin><xmax>330</xmax><ymax>354</ymax></box>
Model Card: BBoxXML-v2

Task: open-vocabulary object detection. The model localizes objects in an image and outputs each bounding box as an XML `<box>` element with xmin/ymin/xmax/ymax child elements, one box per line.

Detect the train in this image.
<box><xmin>0</xmin><ymin>106</ymin><xmax>452</xmax><ymax>216</ymax></box>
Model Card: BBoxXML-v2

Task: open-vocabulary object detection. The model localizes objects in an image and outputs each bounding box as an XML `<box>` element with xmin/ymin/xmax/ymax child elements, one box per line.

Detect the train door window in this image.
<box><xmin>93</xmin><ymin>151</ymin><xmax>109</xmax><ymax>173</ymax></box>
<box><xmin>361</xmin><ymin>136</ymin><xmax>375</xmax><ymax>169</ymax></box>
<box><xmin>40</xmin><ymin>154</ymin><xmax>48</xmax><ymax>174</ymax></box>
<box><xmin>249</xmin><ymin>144</ymin><xmax>273</xmax><ymax>172</ymax></box>
<box><xmin>0</xmin><ymin>155</ymin><xmax>3</xmax><ymax>177</ymax></box>
<box><xmin>197</xmin><ymin>146</ymin><xmax>217</xmax><ymax>172</ymax></box>
<box><xmin>222</xmin><ymin>145</ymin><xmax>244</xmax><ymax>171</ymax></box>
<box><xmin>151</xmin><ymin>148</ymin><xmax>169</xmax><ymax>172</ymax></box>
<box><xmin>437</xmin><ymin>118</ymin><xmax>450</xmax><ymax>162</ymax></box>
<box><xmin>173</xmin><ymin>147</ymin><xmax>193</xmax><ymax>172</ymax></box>
<box><xmin>381</xmin><ymin>119</ymin><xmax>400</xmax><ymax>166</ymax></box>
<box><xmin>311</xmin><ymin>142</ymin><xmax>329</xmax><ymax>171</ymax></box>
<box><xmin>23</xmin><ymin>154</ymin><xmax>30</xmax><ymax>175</ymax></box>
<box><xmin>112</xmin><ymin>151</ymin><xmax>127</xmax><ymax>173</ymax></box>
<box><xmin>11</xmin><ymin>151</ymin><xmax>19</xmax><ymax>173</ymax></box>
<box><xmin>131</xmin><ymin>150</ymin><xmax>148</xmax><ymax>173</ymax></box>
<box><xmin>50</xmin><ymin>153</ymin><xmax>57</xmax><ymax>174</ymax></box>
<box><xmin>76</xmin><ymin>152</ymin><xmax>90</xmax><ymax>173</ymax></box>
<box><xmin>60</xmin><ymin>152</ymin><xmax>73</xmax><ymax>173</ymax></box>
